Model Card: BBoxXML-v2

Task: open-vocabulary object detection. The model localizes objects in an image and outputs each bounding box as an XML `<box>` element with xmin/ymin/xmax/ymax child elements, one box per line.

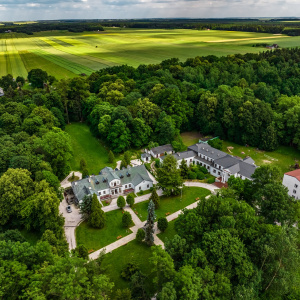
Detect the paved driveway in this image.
<box><xmin>59</xmin><ymin>198</ymin><xmax>82</xmax><ymax>250</ymax></box>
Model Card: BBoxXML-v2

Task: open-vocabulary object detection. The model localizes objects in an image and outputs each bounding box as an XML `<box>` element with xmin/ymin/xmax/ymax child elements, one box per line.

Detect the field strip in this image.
<box><xmin>6</xmin><ymin>38</ymin><xmax>27</xmax><ymax>77</ymax></box>
<box><xmin>206</xmin><ymin>36</ymin><xmax>291</xmax><ymax>43</ymax></box>
<box><xmin>31</xmin><ymin>49</ymin><xmax>93</xmax><ymax>75</ymax></box>
<box><xmin>0</xmin><ymin>52</ymin><xmax>7</xmax><ymax>76</ymax></box>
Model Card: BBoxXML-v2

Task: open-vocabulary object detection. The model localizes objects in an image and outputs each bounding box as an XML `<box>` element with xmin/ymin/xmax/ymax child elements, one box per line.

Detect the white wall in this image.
<box><xmin>134</xmin><ymin>181</ymin><xmax>153</xmax><ymax>193</ymax></box>
<box><xmin>283</xmin><ymin>175</ymin><xmax>300</xmax><ymax>200</ymax></box>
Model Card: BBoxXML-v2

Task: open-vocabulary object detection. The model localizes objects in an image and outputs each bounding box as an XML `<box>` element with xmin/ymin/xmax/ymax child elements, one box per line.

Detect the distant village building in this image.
<box><xmin>282</xmin><ymin>169</ymin><xmax>300</xmax><ymax>200</ymax></box>
<box><xmin>266</xmin><ymin>44</ymin><xmax>279</xmax><ymax>50</ymax></box>
<box><xmin>72</xmin><ymin>165</ymin><xmax>153</xmax><ymax>203</ymax></box>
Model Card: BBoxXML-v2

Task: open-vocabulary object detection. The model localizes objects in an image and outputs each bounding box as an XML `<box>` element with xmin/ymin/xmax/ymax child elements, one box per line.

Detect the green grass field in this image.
<box><xmin>1</xmin><ymin>29</ymin><xmax>300</xmax><ymax>78</ymax></box>
<box><xmin>65</xmin><ymin>122</ymin><xmax>117</xmax><ymax>174</ymax></box>
<box><xmin>134</xmin><ymin>187</ymin><xmax>210</xmax><ymax>221</ymax></box>
<box><xmin>76</xmin><ymin>210</ymin><xmax>132</xmax><ymax>252</ymax></box>
<box><xmin>101</xmin><ymin>240</ymin><xmax>155</xmax><ymax>295</ymax></box>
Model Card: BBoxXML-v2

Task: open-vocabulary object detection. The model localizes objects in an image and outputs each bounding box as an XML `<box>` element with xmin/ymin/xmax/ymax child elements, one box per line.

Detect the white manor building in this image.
<box><xmin>72</xmin><ymin>165</ymin><xmax>153</xmax><ymax>203</ymax></box>
<box><xmin>158</xmin><ymin>143</ymin><xmax>257</xmax><ymax>183</ymax></box>
<box><xmin>282</xmin><ymin>169</ymin><xmax>300</xmax><ymax>200</ymax></box>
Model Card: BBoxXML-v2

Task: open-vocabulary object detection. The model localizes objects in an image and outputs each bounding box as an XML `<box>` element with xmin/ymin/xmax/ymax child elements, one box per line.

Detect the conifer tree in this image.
<box><xmin>179</xmin><ymin>159</ymin><xmax>189</xmax><ymax>179</ymax></box>
<box><xmin>108</xmin><ymin>150</ymin><xmax>115</xmax><ymax>163</ymax></box>
<box><xmin>88</xmin><ymin>194</ymin><xmax>106</xmax><ymax>229</ymax></box>
<box><xmin>144</xmin><ymin>200</ymin><xmax>156</xmax><ymax>246</ymax></box>
<box><xmin>149</xmin><ymin>188</ymin><xmax>160</xmax><ymax>209</ymax></box>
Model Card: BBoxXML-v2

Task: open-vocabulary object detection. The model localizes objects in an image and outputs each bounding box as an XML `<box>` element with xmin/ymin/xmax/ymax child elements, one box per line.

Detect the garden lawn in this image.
<box><xmin>101</xmin><ymin>240</ymin><xmax>155</xmax><ymax>295</ymax></box>
<box><xmin>157</xmin><ymin>219</ymin><xmax>177</xmax><ymax>243</ymax></box>
<box><xmin>133</xmin><ymin>187</ymin><xmax>210</xmax><ymax>221</ymax></box>
<box><xmin>75</xmin><ymin>209</ymin><xmax>132</xmax><ymax>252</ymax></box>
<box><xmin>181</xmin><ymin>131</ymin><xmax>201</xmax><ymax>147</ymax></box>
<box><xmin>65</xmin><ymin>122</ymin><xmax>116</xmax><ymax>174</ymax></box>
<box><xmin>221</xmin><ymin>140</ymin><xmax>300</xmax><ymax>175</ymax></box>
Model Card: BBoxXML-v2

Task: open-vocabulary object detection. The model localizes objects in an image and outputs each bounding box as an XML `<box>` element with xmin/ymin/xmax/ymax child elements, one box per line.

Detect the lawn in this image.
<box><xmin>157</xmin><ymin>219</ymin><xmax>177</xmax><ymax>243</ymax></box>
<box><xmin>181</xmin><ymin>131</ymin><xmax>201</xmax><ymax>147</ymax></box>
<box><xmin>76</xmin><ymin>209</ymin><xmax>132</xmax><ymax>252</ymax></box>
<box><xmin>221</xmin><ymin>140</ymin><xmax>300</xmax><ymax>175</ymax></box>
<box><xmin>1</xmin><ymin>29</ymin><xmax>300</xmax><ymax>78</ymax></box>
<box><xmin>133</xmin><ymin>187</ymin><xmax>210</xmax><ymax>221</ymax></box>
<box><xmin>65</xmin><ymin>122</ymin><xmax>117</xmax><ymax>174</ymax></box>
<box><xmin>19</xmin><ymin>228</ymin><xmax>41</xmax><ymax>245</ymax></box>
<box><xmin>101</xmin><ymin>239</ymin><xmax>155</xmax><ymax>295</ymax></box>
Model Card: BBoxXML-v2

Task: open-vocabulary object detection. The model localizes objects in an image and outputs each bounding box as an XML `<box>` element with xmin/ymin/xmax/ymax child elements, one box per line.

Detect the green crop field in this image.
<box><xmin>1</xmin><ymin>28</ymin><xmax>300</xmax><ymax>78</ymax></box>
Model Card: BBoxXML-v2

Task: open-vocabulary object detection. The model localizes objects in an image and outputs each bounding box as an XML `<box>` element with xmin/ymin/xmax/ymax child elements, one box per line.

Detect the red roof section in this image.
<box><xmin>285</xmin><ymin>169</ymin><xmax>300</xmax><ymax>181</ymax></box>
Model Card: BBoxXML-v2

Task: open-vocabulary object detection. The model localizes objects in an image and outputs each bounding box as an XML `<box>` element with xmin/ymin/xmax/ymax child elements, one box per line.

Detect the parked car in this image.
<box><xmin>66</xmin><ymin>205</ymin><xmax>72</xmax><ymax>213</ymax></box>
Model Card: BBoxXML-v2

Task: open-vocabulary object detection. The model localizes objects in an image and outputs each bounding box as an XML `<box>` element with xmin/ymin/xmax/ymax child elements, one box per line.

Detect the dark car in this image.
<box><xmin>66</xmin><ymin>205</ymin><xmax>72</xmax><ymax>213</ymax></box>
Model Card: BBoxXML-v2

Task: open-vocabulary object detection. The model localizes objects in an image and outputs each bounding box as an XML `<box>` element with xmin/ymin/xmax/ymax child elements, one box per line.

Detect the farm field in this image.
<box><xmin>1</xmin><ymin>29</ymin><xmax>300</xmax><ymax>78</ymax></box>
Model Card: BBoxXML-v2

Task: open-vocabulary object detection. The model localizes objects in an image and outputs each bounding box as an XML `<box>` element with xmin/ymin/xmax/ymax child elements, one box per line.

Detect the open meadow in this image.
<box><xmin>1</xmin><ymin>28</ymin><xmax>300</xmax><ymax>78</ymax></box>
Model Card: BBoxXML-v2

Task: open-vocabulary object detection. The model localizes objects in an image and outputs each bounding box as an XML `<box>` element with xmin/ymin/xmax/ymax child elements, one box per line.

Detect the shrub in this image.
<box><xmin>157</xmin><ymin>217</ymin><xmax>168</xmax><ymax>232</ymax></box>
<box><xmin>188</xmin><ymin>171</ymin><xmax>197</xmax><ymax>180</ymax></box>
<box><xmin>126</xmin><ymin>193</ymin><xmax>135</xmax><ymax>207</ymax></box>
<box><xmin>149</xmin><ymin>189</ymin><xmax>160</xmax><ymax>209</ymax></box>
<box><xmin>121</xmin><ymin>262</ymin><xmax>140</xmax><ymax>281</ymax></box>
<box><xmin>122</xmin><ymin>211</ymin><xmax>132</xmax><ymax>228</ymax></box>
<box><xmin>198</xmin><ymin>166</ymin><xmax>208</xmax><ymax>174</ymax></box>
<box><xmin>208</xmin><ymin>138</ymin><xmax>222</xmax><ymax>150</ymax></box>
<box><xmin>74</xmin><ymin>244</ymin><xmax>88</xmax><ymax>259</ymax></box>
<box><xmin>117</xmin><ymin>196</ymin><xmax>126</xmax><ymax>209</ymax></box>
<box><xmin>196</xmin><ymin>171</ymin><xmax>205</xmax><ymax>180</ymax></box>
<box><xmin>108</xmin><ymin>150</ymin><xmax>115</xmax><ymax>163</ymax></box>
<box><xmin>154</xmin><ymin>159</ymin><xmax>161</xmax><ymax>168</ymax></box>
<box><xmin>207</xmin><ymin>177</ymin><xmax>215</xmax><ymax>184</ymax></box>
<box><xmin>136</xmin><ymin>228</ymin><xmax>145</xmax><ymax>242</ymax></box>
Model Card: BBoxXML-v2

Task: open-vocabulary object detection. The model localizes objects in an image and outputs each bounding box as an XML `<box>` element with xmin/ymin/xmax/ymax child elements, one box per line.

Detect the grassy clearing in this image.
<box><xmin>134</xmin><ymin>187</ymin><xmax>210</xmax><ymax>221</ymax></box>
<box><xmin>1</xmin><ymin>29</ymin><xmax>300</xmax><ymax>78</ymax></box>
<box><xmin>102</xmin><ymin>240</ymin><xmax>155</xmax><ymax>295</ymax></box>
<box><xmin>181</xmin><ymin>131</ymin><xmax>201</xmax><ymax>147</ymax></box>
<box><xmin>65</xmin><ymin>122</ymin><xmax>117</xmax><ymax>174</ymax></box>
<box><xmin>19</xmin><ymin>229</ymin><xmax>41</xmax><ymax>245</ymax></box>
<box><xmin>75</xmin><ymin>210</ymin><xmax>132</xmax><ymax>252</ymax></box>
<box><xmin>157</xmin><ymin>219</ymin><xmax>177</xmax><ymax>243</ymax></box>
<box><xmin>221</xmin><ymin>140</ymin><xmax>300</xmax><ymax>175</ymax></box>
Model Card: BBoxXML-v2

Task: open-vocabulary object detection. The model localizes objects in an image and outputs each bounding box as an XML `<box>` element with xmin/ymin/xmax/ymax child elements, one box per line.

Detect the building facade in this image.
<box><xmin>72</xmin><ymin>165</ymin><xmax>153</xmax><ymax>203</ymax></box>
<box><xmin>282</xmin><ymin>169</ymin><xmax>300</xmax><ymax>200</ymax></box>
<box><xmin>159</xmin><ymin>143</ymin><xmax>257</xmax><ymax>183</ymax></box>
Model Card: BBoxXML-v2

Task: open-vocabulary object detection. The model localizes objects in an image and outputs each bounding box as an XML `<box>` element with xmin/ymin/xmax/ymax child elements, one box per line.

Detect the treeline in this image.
<box><xmin>0</xmin><ymin>22</ymin><xmax>104</xmax><ymax>35</ymax></box>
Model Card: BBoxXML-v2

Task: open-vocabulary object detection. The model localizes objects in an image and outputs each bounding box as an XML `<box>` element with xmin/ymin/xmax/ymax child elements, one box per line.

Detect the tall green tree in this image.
<box><xmin>144</xmin><ymin>200</ymin><xmax>156</xmax><ymax>246</ymax></box>
<box><xmin>179</xmin><ymin>159</ymin><xmax>189</xmax><ymax>179</ymax></box>
<box><xmin>88</xmin><ymin>194</ymin><xmax>106</xmax><ymax>229</ymax></box>
<box><xmin>149</xmin><ymin>188</ymin><xmax>160</xmax><ymax>209</ymax></box>
<box><xmin>157</xmin><ymin>155</ymin><xmax>183</xmax><ymax>196</ymax></box>
<box><xmin>107</xmin><ymin>120</ymin><xmax>131</xmax><ymax>153</ymax></box>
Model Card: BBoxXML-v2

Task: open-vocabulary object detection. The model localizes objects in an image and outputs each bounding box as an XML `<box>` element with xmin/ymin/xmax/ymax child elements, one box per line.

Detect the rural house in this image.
<box><xmin>160</xmin><ymin>142</ymin><xmax>257</xmax><ymax>183</ymax></box>
<box><xmin>72</xmin><ymin>165</ymin><xmax>153</xmax><ymax>203</ymax></box>
<box><xmin>145</xmin><ymin>144</ymin><xmax>174</xmax><ymax>158</ymax></box>
<box><xmin>282</xmin><ymin>169</ymin><xmax>300</xmax><ymax>200</ymax></box>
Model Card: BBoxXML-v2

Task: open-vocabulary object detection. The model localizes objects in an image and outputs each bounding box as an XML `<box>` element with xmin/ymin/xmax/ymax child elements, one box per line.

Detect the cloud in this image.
<box><xmin>0</xmin><ymin>0</ymin><xmax>299</xmax><ymax>21</ymax></box>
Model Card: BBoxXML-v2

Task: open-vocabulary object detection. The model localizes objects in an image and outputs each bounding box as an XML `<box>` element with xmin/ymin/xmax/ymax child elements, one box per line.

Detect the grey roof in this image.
<box><xmin>238</xmin><ymin>161</ymin><xmax>257</xmax><ymax>179</ymax></box>
<box><xmin>188</xmin><ymin>143</ymin><xmax>227</xmax><ymax>160</ymax></box>
<box><xmin>151</xmin><ymin>144</ymin><xmax>173</xmax><ymax>155</ymax></box>
<box><xmin>214</xmin><ymin>155</ymin><xmax>241</xmax><ymax>168</ymax></box>
<box><xmin>243</xmin><ymin>157</ymin><xmax>255</xmax><ymax>165</ymax></box>
<box><xmin>71</xmin><ymin>165</ymin><xmax>152</xmax><ymax>201</ymax></box>
<box><xmin>141</xmin><ymin>153</ymin><xmax>151</xmax><ymax>158</ymax></box>
<box><xmin>161</xmin><ymin>150</ymin><xmax>195</xmax><ymax>161</ymax></box>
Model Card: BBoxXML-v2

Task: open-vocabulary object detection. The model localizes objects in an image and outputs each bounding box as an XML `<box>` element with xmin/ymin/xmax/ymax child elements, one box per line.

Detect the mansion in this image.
<box><xmin>72</xmin><ymin>165</ymin><xmax>153</xmax><ymax>203</ymax></box>
<box><xmin>158</xmin><ymin>142</ymin><xmax>257</xmax><ymax>183</ymax></box>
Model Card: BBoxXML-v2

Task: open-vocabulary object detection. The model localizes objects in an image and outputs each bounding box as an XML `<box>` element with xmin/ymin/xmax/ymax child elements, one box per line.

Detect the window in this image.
<box><xmin>295</xmin><ymin>184</ymin><xmax>298</xmax><ymax>188</ymax></box>
<box><xmin>190</xmin><ymin>159</ymin><xmax>192</xmax><ymax>162</ymax></box>
<box><xmin>125</xmin><ymin>185</ymin><xmax>127</xmax><ymax>188</ymax></box>
<box><xmin>129</xmin><ymin>184</ymin><xmax>131</xmax><ymax>187</ymax></box>
<box><xmin>292</xmin><ymin>195</ymin><xmax>296</xmax><ymax>198</ymax></box>
<box><xmin>99</xmin><ymin>191</ymin><xmax>101</xmax><ymax>195</ymax></box>
<box><xmin>114</xmin><ymin>182</ymin><xmax>116</xmax><ymax>186</ymax></box>
<box><xmin>218</xmin><ymin>172</ymin><xmax>221</xmax><ymax>175</ymax></box>
<box><xmin>293</xmin><ymin>190</ymin><xmax>297</xmax><ymax>194</ymax></box>
<box><xmin>103</xmin><ymin>191</ymin><xmax>106</xmax><ymax>195</ymax></box>
<box><xmin>139</xmin><ymin>186</ymin><xmax>141</xmax><ymax>191</ymax></box>
<box><xmin>213</xmin><ymin>170</ymin><xmax>216</xmax><ymax>173</ymax></box>
<box><xmin>147</xmin><ymin>184</ymin><xmax>149</xmax><ymax>188</ymax></box>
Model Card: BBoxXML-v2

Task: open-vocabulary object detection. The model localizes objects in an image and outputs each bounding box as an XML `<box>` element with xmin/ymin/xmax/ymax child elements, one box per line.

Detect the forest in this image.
<box><xmin>0</xmin><ymin>47</ymin><xmax>300</xmax><ymax>299</ymax></box>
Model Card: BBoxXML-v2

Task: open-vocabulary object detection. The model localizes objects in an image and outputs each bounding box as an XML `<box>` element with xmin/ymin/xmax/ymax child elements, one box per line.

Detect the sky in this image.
<box><xmin>0</xmin><ymin>0</ymin><xmax>299</xmax><ymax>21</ymax></box>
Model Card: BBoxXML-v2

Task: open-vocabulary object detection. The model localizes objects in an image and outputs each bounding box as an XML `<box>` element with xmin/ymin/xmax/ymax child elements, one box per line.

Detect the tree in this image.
<box><xmin>179</xmin><ymin>159</ymin><xmax>189</xmax><ymax>179</ymax></box>
<box><xmin>16</xmin><ymin>76</ymin><xmax>25</xmax><ymax>87</ymax></box>
<box><xmin>117</xmin><ymin>196</ymin><xmax>126</xmax><ymax>209</ymax></box>
<box><xmin>144</xmin><ymin>200</ymin><xmax>156</xmax><ymax>246</ymax></box>
<box><xmin>122</xmin><ymin>211</ymin><xmax>133</xmax><ymax>228</ymax></box>
<box><xmin>149</xmin><ymin>188</ymin><xmax>160</xmax><ymax>209</ymax></box>
<box><xmin>136</xmin><ymin>228</ymin><xmax>145</xmax><ymax>242</ymax></box>
<box><xmin>158</xmin><ymin>217</ymin><xmax>168</xmax><ymax>232</ymax></box>
<box><xmin>157</xmin><ymin>155</ymin><xmax>183</xmax><ymax>196</ymax></box>
<box><xmin>108</xmin><ymin>150</ymin><xmax>115</xmax><ymax>163</ymax></box>
<box><xmin>126</xmin><ymin>193</ymin><xmax>135</xmax><ymax>207</ymax></box>
<box><xmin>82</xmin><ymin>168</ymin><xmax>89</xmax><ymax>178</ymax></box>
<box><xmin>107</xmin><ymin>120</ymin><xmax>131</xmax><ymax>153</ymax></box>
<box><xmin>131</xmin><ymin>118</ymin><xmax>152</xmax><ymax>148</ymax></box>
<box><xmin>79</xmin><ymin>195</ymin><xmax>93</xmax><ymax>219</ymax></box>
<box><xmin>73</xmin><ymin>244</ymin><xmax>89</xmax><ymax>260</ymax></box>
<box><xmin>80</xmin><ymin>158</ymin><xmax>87</xmax><ymax>170</ymax></box>
<box><xmin>0</xmin><ymin>168</ymin><xmax>34</xmax><ymax>225</ymax></box>
<box><xmin>124</xmin><ymin>151</ymin><xmax>132</xmax><ymax>166</ymax></box>
<box><xmin>88</xmin><ymin>194</ymin><xmax>106</xmax><ymax>229</ymax></box>
<box><xmin>208</xmin><ymin>138</ymin><xmax>223</xmax><ymax>150</ymax></box>
<box><xmin>115</xmin><ymin>288</ymin><xmax>132</xmax><ymax>300</ymax></box>
<box><xmin>252</xmin><ymin>165</ymin><xmax>281</xmax><ymax>190</ymax></box>
<box><xmin>28</xmin><ymin>68</ymin><xmax>48</xmax><ymax>88</ymax></box>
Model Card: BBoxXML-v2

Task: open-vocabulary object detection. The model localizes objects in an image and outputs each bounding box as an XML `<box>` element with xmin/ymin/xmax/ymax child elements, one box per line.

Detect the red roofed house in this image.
<box><xmin>282</xmin><ymin>169</ymin><xmax>300</xmax><ymax>200</ymax></box>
